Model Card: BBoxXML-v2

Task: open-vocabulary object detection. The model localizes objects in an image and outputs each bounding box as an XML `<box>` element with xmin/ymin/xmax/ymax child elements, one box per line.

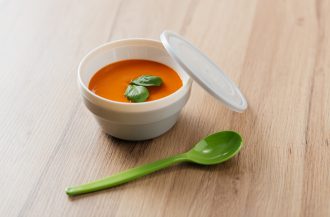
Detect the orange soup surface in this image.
<box><xmin>89</xmin><ymin>60</ymin><xmax>182</xmax><ymax>102</ymax></box>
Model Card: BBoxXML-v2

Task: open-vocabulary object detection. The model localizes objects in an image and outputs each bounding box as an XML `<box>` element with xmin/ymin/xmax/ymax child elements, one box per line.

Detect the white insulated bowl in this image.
<box><xmin>78</xmin><ymin>39</ymin><xmax>192</xmax><ymax>140</ymax></box>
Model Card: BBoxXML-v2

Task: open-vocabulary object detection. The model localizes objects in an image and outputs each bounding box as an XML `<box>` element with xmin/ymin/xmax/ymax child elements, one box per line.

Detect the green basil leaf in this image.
<box><xmin>130</xmin><ymin>75</ymin><xmax>163</xmax><ymax>87</ymax></box>
<box><xmin>124</xmin><ymin>85</ymin><xmax>149</xmax><ymax>102</ymax></box>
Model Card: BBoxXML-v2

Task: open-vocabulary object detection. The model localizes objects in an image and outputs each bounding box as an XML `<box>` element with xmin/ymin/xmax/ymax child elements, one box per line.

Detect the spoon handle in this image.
<box><xmin>66</xmin><ymin>153</ymin><xmax>187</xmax><ymax>196</ymax></box>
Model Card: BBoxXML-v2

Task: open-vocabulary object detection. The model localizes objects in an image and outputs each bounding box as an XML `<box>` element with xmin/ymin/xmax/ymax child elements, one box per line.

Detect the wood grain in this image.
<box><xmin>0</xmin><ymin>0</ymin><xmax>329</xmax><ymax>216</ymax></box>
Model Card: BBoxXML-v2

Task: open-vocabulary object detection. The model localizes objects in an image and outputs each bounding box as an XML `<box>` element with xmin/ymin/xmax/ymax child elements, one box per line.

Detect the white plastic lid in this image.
<box><xmin>160</xmin><ymin>31</ymin><xmax>248</xmax><ymax>112</ymax></box>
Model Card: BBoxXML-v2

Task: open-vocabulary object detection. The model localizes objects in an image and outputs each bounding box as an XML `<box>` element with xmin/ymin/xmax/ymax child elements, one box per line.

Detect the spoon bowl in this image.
<box><xmin>186</xmin><ymin>131</ymin><xmax>243</xmax><ymax>165</ymax></box>
<box><xmin>66</xmin><ymin>131</ymin><xmax>243</xmax><ymax>196</ymax></box>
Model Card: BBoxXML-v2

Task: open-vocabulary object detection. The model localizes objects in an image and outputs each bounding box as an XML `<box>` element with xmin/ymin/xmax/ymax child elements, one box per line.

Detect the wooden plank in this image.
<box><xmin>0</xmin><ymin>0</ymin><xmax>329</xmax><ymax>216</ymax></box>
<box><xmin>0</xmin><ymin>0</ymin><xmax>121</xmax><ymax>216</ymax></box>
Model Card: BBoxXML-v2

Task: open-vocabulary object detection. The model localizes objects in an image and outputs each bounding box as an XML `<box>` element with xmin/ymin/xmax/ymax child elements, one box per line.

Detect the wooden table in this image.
<box><xmin>1</xmin><ymin>0</ymin><xmax>329</xmax><ymax>216</ymax></box>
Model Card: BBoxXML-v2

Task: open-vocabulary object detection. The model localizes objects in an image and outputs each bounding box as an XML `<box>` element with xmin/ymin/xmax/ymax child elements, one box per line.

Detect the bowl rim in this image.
<box><xmin>78</xmin><ymin>38</ymin><xmax>192</xmax><ymax>109</ymax></box>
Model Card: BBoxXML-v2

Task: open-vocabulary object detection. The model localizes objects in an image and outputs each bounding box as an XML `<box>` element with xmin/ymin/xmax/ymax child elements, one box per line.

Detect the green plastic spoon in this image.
<box><xmin>65</xmin><ymin>131</ymin><xmax>243</xmax><ymax>196</ymax></box>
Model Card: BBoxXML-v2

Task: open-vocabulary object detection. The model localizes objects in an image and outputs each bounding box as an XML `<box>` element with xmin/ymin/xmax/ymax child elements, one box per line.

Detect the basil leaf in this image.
<box><xmin>131</xmin><ymin>75</ymin><xmax>163</xmax><ymax>87</ymax></box>
<box><xmin>124</xmin><ymin>85</ymin><xmax>149</xmax><ymax>102</ymax></box>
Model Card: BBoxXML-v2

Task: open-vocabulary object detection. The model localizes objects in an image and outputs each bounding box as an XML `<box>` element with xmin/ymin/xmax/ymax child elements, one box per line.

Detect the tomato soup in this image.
<box><xmin>88</xmin><ymin>60</ymin><xmax>182</xmax><ymax>102</ymax></box>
